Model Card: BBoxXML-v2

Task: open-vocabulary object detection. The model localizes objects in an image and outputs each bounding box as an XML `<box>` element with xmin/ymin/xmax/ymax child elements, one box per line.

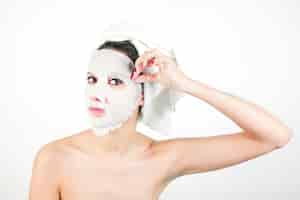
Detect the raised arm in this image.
<box><xmin>29</xmin><ymin>143</ymin><xmax>62</xmax><ymax>200</ymax></box>
<box><xmin>131</xmin><ymin>48</ymin><xmax>293</xmax><ymax>179</ymax></box>
<box><xmin>177</xmin><ymin>76</ymin><xmax>293</xmax><ymax>147</ymax></box>
<box><xmin>161</xmin><ymin>76</ymin><xmax>293</xmax><ymax>178</ymax></box>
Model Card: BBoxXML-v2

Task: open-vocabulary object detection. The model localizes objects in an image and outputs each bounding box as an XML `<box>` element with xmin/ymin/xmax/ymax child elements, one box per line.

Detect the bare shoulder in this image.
<box><xmin>33</xmin><ymin>138</ymin><xmax>68</xmax><ymax>168</ymax></box>
<box><xmin>33</xmin><ymin>130</ymin><xmax>85</xmax><ymax>165</ymax></box>
<box><xmin>29</xmin><ymin>133</ymin><xmax>82</xmax><ymax>199</ymax></box>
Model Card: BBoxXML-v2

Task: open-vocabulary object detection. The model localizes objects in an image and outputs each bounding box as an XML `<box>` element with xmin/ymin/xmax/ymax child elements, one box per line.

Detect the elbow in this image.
<box><xmin>275</xmin><ymin>128</ymin><xmax>294</xmax><ymax>148</ymax></box>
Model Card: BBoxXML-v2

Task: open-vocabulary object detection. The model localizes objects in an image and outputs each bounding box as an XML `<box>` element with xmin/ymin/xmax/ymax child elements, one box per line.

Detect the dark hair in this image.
<box><xmin>97</xmin><ymin>40</ymin><xmax>144</xmax><ymax>116</ymax></box>
<box><xmin>97</xmin><ymin>40</ymin><xmax>139</xmax><ymax>63</ymax></box>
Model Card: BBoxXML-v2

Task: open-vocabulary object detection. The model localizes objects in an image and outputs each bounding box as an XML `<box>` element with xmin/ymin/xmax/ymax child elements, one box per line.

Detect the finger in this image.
<box><xmin>134</xmin><ymin>73</ymin><xmax>159</xmax><ymax>83</ymax></box>
<box><xmin>144</xmin><ymin>49</ymin><xmax>167</xmax><ymax>67</ymax></box>
<box><xmin>144</xmin><ymin>48</ymin><xmax>162</xmax><ymax>65</ymax></box>
<box><xmin>134</xmin><ymin>50</ymin><xmax>152</xmax><ymax>78</ymax></box>
<box><xmin>147</xmin><ymin>56</ymin><xmax>156</xmax><ymax>66</ymax></box>
<box><xmin>134</xmin><ymin>74</ymin><xmax>157</xmax><ymax>83</ymax></box>
<box><xmin>139</xmin><ymin>49</ymin><xmax>165</xmax><ymax>76</ymax></box>
<box><xmin>133</xmin><ymin>60</ymin><xmax>144</xmax><ymax>79</ymax></box>
<box><xmin>134</xmin><ymin>48</ymin><xmax>159</xmax><ymax>78</ymax></box>
<box><xmin>130</xmin><ymin>66</ymin><xmax>137</xmax><ymax>80</ymax></box>
<box><xmin>143</xmin><ymin>48</ymin><xmax>161</xmax><ymax>62</ymax></box>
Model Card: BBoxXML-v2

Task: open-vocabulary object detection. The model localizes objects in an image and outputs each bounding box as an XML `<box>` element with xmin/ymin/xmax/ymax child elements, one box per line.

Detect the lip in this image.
<box><xmin>88</xmin><ymin>107</ymin><xmax>105</xmax><ymax>117</ymax></box>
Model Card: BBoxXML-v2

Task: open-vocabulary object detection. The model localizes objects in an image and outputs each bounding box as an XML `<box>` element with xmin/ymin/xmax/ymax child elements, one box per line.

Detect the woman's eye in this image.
<box><xmin>108</xmin><ymin>78</ymin><xmax>124</xmax><ymax>86</ymax></box>
<box><xmin>87</xmin><ymin>76</ymin><xmax>97</xmax><ymax>84</ymax></box>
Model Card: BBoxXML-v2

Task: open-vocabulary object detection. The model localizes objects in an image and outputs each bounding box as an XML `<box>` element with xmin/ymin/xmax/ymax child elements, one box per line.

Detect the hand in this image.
<box><xmin>130</xmin><ymin>48</ymin><xmax>188</xmax><ymax>90</ymax></box>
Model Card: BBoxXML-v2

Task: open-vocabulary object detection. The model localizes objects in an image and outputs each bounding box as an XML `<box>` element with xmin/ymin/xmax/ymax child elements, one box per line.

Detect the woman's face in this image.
<box><xmin>85</xmin><ymin>49</ymin><xmax>142</xmax><ymax>135</ymax></box>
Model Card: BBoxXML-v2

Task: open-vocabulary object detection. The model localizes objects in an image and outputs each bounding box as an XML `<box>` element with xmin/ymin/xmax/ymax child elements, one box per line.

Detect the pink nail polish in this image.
<box><xmin>148</xmin><ymin>57</ymin><xmax>155</xmax><ymax>65</ymax></box>
<box><xmin>131</xmin><ymin>67</ymin><xmax>137</xmax><ymax>79</ymax></box>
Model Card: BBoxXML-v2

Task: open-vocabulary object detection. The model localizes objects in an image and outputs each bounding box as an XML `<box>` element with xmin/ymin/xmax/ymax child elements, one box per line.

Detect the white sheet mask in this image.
<box><xmin>85</xmin><ymin>48</ymin><xmax>142</xmax><ymax>136</ymax></box>
<box><xmin>87</xmin><ymin>22</ymin><xmax>186</xmax><ymax>136</ymax></box>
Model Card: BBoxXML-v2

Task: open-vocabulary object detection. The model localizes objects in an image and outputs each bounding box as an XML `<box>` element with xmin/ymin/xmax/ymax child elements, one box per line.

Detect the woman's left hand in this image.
<box><xmin>131</xmin><ymin>48</ymin><xmax>188</xmax><ymax>90</ymax></box>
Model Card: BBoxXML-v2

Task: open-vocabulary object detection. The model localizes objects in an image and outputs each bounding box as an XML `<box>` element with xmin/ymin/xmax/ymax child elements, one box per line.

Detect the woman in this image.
<box><xmin>29</xmin><ymin>40</ymin><xmax>293</xmax><ymax>200</ymax></box>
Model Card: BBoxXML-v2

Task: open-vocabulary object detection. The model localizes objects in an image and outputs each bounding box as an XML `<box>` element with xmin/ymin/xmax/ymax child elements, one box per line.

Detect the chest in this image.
<box><xmin>59</xmin><ymin>153</ymin><xmax>171</xmax><ymax>200</ymax></box>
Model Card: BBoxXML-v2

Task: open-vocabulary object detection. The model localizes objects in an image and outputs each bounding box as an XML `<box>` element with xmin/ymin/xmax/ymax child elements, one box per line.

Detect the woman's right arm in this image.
<box><xmin>29</xmin><ymin>143</ymin><xmax>61</xmax><ymax>200</ymax></box>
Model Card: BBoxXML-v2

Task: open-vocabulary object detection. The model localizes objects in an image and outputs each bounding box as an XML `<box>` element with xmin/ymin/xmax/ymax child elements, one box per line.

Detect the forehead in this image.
<box><xmin>88</xmin><ymin>49</ymin><xmax>133</xmax><ymax>76</ymax></box>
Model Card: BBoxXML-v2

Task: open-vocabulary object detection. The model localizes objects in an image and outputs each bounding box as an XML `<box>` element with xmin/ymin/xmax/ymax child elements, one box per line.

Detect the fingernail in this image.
<box><xmin>148</xmin><ymin>57</ymin><xmax>155</xmax><ymax>65</ymax></box>
<box><xmin>130</xmin><ymin>67</ymin><xmax>136</xmax><ymax>79</ymax></box>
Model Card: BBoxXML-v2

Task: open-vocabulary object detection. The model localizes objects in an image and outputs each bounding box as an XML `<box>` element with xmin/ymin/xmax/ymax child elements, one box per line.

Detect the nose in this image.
<box><xmin>90</xmin><ymin>96</ymin><xmax>101</xmax><ymax>102</ymax></box>
<box><xmin>90</xmin><ymin>96</ymin><xmax>109</xmax><ymax>104</ymax></box>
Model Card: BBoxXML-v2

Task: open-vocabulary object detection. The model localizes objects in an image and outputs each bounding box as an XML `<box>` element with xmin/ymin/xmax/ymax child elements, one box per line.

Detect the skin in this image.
<box><xmin>29</xmin><ymin>48</ymin><xmax>293</xmax><ymax>200</ymax></box>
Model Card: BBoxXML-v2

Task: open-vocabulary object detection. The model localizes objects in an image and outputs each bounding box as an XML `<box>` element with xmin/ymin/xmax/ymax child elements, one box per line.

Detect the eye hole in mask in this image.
<box><xmin>87</xmin><ymin>75</ymin><xmax>97</xmax><ymax>84</ymax></box>
<box><xmin>87</xmin><ymin>75</ymin><xmax>124</xmax><ymax>86</ymax></box>
<box><xmin>87</xmin><ymin>73</ymin><xmax>132</xmax><ymax>90</ymax></box>
<box><xmin>108</xmin><ymin>77</ymin><xmax>124</xmax><ymax>87</ymax></box>
<box><xmin>107</xmin><ymin>72</ymin><xmax>133</xmax><ymax>88</ymax></box>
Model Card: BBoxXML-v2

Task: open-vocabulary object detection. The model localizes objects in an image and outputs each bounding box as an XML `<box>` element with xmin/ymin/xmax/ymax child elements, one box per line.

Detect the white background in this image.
<box><xmin>2</xmin><ymin>0</ymin><xmax>299</xmax><ymax>199</ymax></box>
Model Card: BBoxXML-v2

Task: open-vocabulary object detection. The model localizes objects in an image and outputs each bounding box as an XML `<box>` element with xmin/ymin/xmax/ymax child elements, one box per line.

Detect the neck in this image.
<box><xmin>86</xmin><ymin>110</ymin><xmax>148</xmax><ymax>157</ymax></box>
